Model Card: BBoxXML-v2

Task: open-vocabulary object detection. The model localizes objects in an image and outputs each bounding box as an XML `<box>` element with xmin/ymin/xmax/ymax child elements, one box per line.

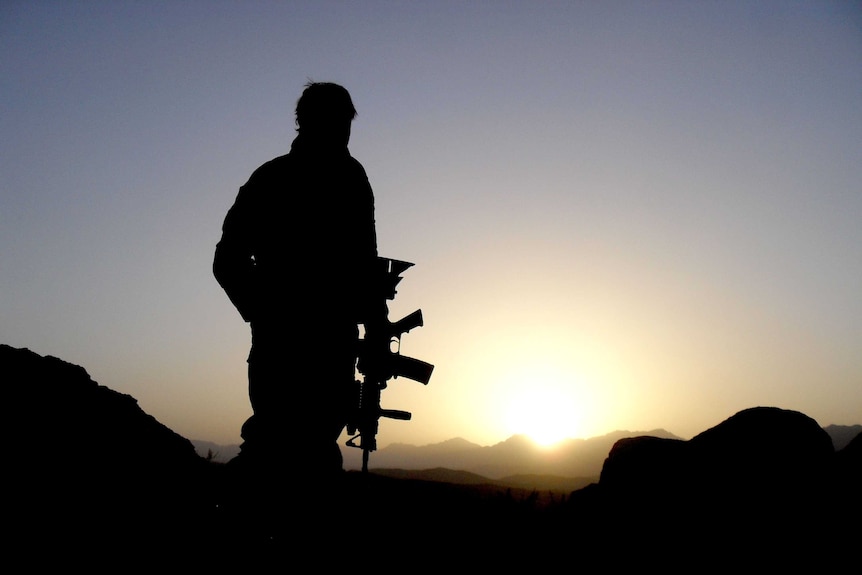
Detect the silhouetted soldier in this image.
<box><xmin>214</xmin><ymin>83</ymin><xmax>382</xmax><ymax>496</ymax></box>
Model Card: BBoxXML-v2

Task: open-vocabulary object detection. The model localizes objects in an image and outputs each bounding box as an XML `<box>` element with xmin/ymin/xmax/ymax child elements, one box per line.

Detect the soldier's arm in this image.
<box><xmin>213</xmin><ymin>183</ymin><xmax>258</xmax><ymax>323</ymax></box>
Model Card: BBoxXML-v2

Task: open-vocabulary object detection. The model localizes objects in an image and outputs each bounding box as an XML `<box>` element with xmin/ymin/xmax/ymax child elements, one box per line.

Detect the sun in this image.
<box><xmin>504</xmin><ymin>384</ymin><xmax>581</xmax><ymax>447</ymax></box>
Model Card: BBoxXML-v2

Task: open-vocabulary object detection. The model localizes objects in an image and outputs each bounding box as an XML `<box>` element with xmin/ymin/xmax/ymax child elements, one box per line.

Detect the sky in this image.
<box><xmin>2</xmin><ymin>1</ymin><xmax>860</xmax><ymax>449</ymax></box>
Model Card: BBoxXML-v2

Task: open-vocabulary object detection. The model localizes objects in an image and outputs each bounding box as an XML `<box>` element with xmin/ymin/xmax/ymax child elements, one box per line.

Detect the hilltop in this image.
<box><xmin>4</xmin><ymin>344</ymin><xmax>859</xmax><ymax>569</ymax></box>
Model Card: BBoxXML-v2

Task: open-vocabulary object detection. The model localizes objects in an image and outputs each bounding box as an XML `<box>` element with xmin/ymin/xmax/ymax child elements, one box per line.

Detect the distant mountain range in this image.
<box><xmin>193</xmin><ymin>424</ymin><xmax>861</xmax><ymax>481</ymax></box>
<box><xmin>343</xmin><ymin>430</ymin><xmax>681</xmax><ymax>479</ymax></box>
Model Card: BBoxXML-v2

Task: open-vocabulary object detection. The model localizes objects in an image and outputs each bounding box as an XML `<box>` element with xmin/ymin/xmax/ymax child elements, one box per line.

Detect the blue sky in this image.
<box><xmin>2</xmin><ymin>1</ymin><xmax>860</xmax><ymax>447</ymax></box>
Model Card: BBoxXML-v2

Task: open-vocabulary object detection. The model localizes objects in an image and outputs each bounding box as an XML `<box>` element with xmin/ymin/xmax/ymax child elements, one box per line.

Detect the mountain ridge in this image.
<box><xmin>194</xmin><ymin>424</ymin><xmax>859</xmax><ymax>481</ymax></box>
<box><xmin>193</xmin><ymin>429</ymin><xmax>684</xmax><ymax>476</ymax></box>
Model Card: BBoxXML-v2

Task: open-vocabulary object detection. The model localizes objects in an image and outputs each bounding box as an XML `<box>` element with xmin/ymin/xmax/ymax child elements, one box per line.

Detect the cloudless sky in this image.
<box><xmin>2</xmin><ymin>1</ymin><xmax>860</xmax><ymax>448</ymax></box>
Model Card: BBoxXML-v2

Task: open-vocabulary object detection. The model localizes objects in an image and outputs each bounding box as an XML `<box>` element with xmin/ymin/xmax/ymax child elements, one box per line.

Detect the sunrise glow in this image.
<box><xmin>3</xmin><ymin>3</ymin><xmax>860</xmax><ymax>450</ymax></box>
<box><xmin>503</xmin><ymin>370</ymin><xmax>586</xmax><ymax>447</ymax></box>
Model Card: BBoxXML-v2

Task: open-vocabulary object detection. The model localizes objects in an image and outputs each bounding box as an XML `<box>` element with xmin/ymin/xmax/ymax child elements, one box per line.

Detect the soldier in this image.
<box><xmin>214</xmin><ymin>82</ymin><xmax>382</xmax><ymax>485</ymax></box>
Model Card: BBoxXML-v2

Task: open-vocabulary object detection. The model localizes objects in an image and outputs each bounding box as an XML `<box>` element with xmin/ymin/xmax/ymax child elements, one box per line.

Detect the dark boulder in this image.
<box><xmin>2</xmin><ymin>345</ymin><xmax>212</xmax><ymax>548</ymax></box>
<box><xmin>573</xmin><ymin>406</ymin><xmax>844</xmax><ymax>564</ymax></box>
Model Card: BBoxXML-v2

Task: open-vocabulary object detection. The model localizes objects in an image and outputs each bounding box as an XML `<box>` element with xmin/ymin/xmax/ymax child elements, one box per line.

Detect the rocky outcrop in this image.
<box><xmin>3</xmin><ymin>345</ymin><xmax>211</xmax><ymax>545</ymax></box>
<box><xmin>574</xmin><ymin>406</ymin><xmax>860</xmax><ymax>563</ymax></box>
<box><xmin>599</xmin><ymin>407</ymin><xmax>835</xmax><ymax>499</ymax></box>
<box><xmin>5</xmin><ymin>345</ymin><xmax>204</xmax><ymax>470</ymax></box>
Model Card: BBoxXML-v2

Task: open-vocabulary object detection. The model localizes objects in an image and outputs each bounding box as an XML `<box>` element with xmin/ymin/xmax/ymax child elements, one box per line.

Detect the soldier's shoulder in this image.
<box><xmin>239</xmin><ymin>154</ymin><xmax>294</xmax><ymax>193</ymax></box>
<box><xmin>250</xmin><ymin>153</ymin><xmax>293</xmax><ymax>178</ymax></box>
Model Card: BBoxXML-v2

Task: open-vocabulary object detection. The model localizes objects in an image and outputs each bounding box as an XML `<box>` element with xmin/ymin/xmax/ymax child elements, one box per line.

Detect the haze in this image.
<box><xmin>2</xmin><ymin>2</ymin><xmax>860</xmax><ymax>448</ymax></box>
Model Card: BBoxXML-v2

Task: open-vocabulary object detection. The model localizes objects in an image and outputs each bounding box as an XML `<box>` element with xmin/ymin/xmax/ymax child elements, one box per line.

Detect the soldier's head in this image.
<box><xmin>295</xmin><ymin>82</ymin><xmax>357</xmax><ymax>148</ymax></box>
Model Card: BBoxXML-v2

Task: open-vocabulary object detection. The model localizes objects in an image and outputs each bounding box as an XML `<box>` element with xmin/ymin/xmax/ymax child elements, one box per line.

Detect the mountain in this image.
<box><xmin>195</xmin><ymin>430</ymin><xmax>673</xmax><ymax>487</ymax></box>
<box><xmin>4</xmin><ymin>345</ymin><xmax>205</xmax><ymax>475</ymax></box>
<box><xmin>351</xmin><ymin>429</ymin><xmax>682</xmax><ymax>479</ymax></box>
<box><xmin>3</xmin><ymin>344</ymin><xmax>212</xmax><ymax>549</ymax></box>
<box><xmin>370</xmin><ymin>466</ymin><xmax>595</xmax><ymax>494</ymax></box>
<box><xmin>195</xmin><ymin>430</ymin><xmax>681</xmax><ymax>478</ymax></box>
<box><xmin>191</xmin><ymin>439</ymin><xmax>240</xmax><ymax>462</ymax></box>
<box><xmin>197</xmin><ymin>424</ymin><xmax>858</xmax><ymax>481</ymax></box>
<box><xmin>824</xmin><ymin>424</ymin><xmax>862</xmax><ymax>451</ymax></box>
<box><xmin>4</xmin><ymin>344</ymin><xmax>859</xmax><ymax>568</ymax></box>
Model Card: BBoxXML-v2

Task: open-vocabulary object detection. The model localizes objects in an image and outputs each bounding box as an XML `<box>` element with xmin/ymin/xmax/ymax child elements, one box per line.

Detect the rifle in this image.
<box><xmin>346</xmin><ymin>257</ymin><xmax>433</xmax><ymax>472</ymax></box>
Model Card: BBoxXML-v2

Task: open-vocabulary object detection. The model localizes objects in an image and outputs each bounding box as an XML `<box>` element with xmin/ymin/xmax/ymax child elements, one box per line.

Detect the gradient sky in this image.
<box><xmin>2</xmin><ymin>1</ymin><xmax>860</xmax><ymax>448</ymax></box>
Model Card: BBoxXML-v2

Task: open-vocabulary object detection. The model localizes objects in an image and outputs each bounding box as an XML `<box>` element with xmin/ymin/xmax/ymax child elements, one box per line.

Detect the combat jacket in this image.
<box><xmin>214</xmin><ymin>135</ymin><xmax>379</xmax><ymax>342</ymax></box>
